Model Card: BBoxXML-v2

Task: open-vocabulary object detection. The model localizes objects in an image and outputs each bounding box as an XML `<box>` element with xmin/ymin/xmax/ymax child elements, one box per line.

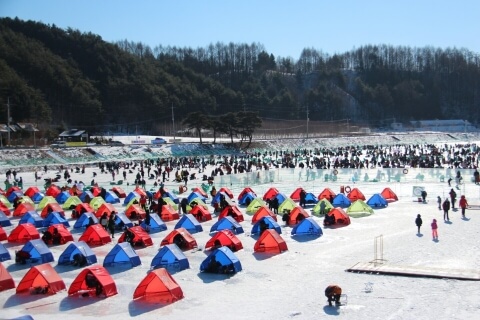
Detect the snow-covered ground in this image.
<box><xmin>1</xmin><ymin>132</ymin><xmax>480</xmax><ymax>320</ymax></box>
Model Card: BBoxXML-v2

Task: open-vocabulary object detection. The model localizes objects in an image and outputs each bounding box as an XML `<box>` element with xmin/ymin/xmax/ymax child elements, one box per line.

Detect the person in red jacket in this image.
<box><xmin>459</xmin><ymin>195</ymin><xmax>469</xmax><ymax>218</ymax></box>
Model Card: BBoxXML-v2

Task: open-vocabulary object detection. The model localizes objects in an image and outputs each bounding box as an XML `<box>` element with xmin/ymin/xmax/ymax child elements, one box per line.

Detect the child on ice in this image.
<box><xmin>431</xmin><ymin>219</ymin><xmax>438</xmax><ymax>240</ymax></box>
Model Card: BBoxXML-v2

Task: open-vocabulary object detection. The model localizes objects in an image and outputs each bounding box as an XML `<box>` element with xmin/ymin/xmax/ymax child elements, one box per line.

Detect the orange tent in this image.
<box><xmin>79</xmin><ymin>225</ymin><xmax>111</xmax><ymax>246</ymax></box>
<box><xmin>381</xmin><ymin>187</ymin><xmax>398</xmax><ymax>202</ymax></box>
<box><xmin>218</xmin><ymin>205</ymin><xmax>244</xmax><ymax>223</ymax></box>
<box><xmin>118</xmin><ymin>226</ymin><xmax>153</xmax><ymax>247</ymax></box>
<box><xmin>254</xmin><ymin>229</ymin><xmax>288</xmax><ymax>253</ymax></box>
<box><xmin>205</xmin><ymin>229</ymin><xmax>243</xmax><ymax>252</ymax></box>
<box><xmin>324</xmin><ymin>207</ymin><xmax>351</xmax><ymax>227</ymax></box>
<box><xmin>125</xmin><ymin>204</ymin><xmax>146</xmax><ymax>220</ymax></box>
<box><xmin>0</xmin><ymin>262</ymin><xmax>15</xmax><ymax>292</ymax></box>
<box><xmin>68</xmin><ymin>266</ymin><xmax>117</xmax><ymax>298</ymax></box>
<box><xmin>95</xmin><ymin>203</ymin><xmax>117</xmax><ymax>218</ymax></box>
<box><xmin>133</xmin><ymin>187</ymin><xmax>147</xmax><ymax>198</ymax></box>
<box><xmin>133</xmin><ymin>268</ymin><xmax>183</xmax><ymax>302</ymax></box>
<box><xmin>111</xmin><ymin>186</ymin><xmax>126</xmax><ymax>198</ymax></box>
<box><xmin>13</xmin><ymin>202</ymin><xmax>35</xmax><ymax>217</ymax></box>
<box><xmin>288</xmin><ymin>206</ymin><xmax>310</xmax><ymax>225</ymax></box>
<box><xmin>74</xmin><ymin>203</ymin><xmax>94</xmax><ymax>215</ymax></box>
<box><xmin>8</xmin><ymin>223</ymin><xmax>40</xmax><ymax>243</ymax></box>
<box><xmin>318</xmin><ymin>188</ymin><xmax>336</xmax><ymax>201</ymax></box>
<box><xmin>189</xmin><ymin>205</ymin><xmax>212</xmax><ymax>222</ymax></box>
<box><xmin>160</xmin><ymin>228</ymin><xmax>197</xmax><ymax>250</ymax></box>
<box><xmin>263</xmin><ymin>187</ymin><xmax>280</xmax><ymax>201</ymax></box>
<box><xmin>16</xmin><ymin>263</ymin><xmax>65</xmax><ymax>294</ymax></box>
<box><xmin>160</xmin><ymin>205</ymin><xmax>179</xmax><ymax>222</ymax></box>
<box><xmin>192</xmin><ymin>187</ymin><xmax>208</xmax><ymax>198</ymax></box>
<box><xmin>218</xmin><ymin>187</ymin><xmax>234</xmax><ymax>199</ymax></box>
<box><xmin>45</xmin><ymin>185</ymin><xmax>62</xmax><ymax>198</ymax></box>
<box><xmin>40</xmin><ymin>203</ymin><xmax>65</xmax><ymax>218</ymax></box>
<box><xmin>290</xmin><ymin>187</ymin><xmax>306</xmax><ymax>201</ymax></box>
<box><xmin>251</xmin><ymin>206</ymin><xmax>277</xmax><ymax>224</ymax></box>
<box><xmin>347</xmin><ymin>188</ymin><xmax>366</xmax><ymax>201</ymax></box>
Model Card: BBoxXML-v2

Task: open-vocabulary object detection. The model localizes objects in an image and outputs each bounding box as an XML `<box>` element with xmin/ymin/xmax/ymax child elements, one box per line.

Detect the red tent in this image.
<box><xmin>254</xmin><ymin>229</ymin><xmax>288</xmax><ymax>253</ymax></box>
<box><xmin>118</xmin><ymin>226</ymin><xmax>153</xmax><ymax>247</ymax></box>
<box><xmin>324</xmin><ymin>207</ymin><xmax>351</xmax><ymax>227</ymax></box>
<box><xmin>125</xmin><ymin>204</ymin><xmax>146</xmax><ymax>220</ymax></box>
<box><xmin>6</xmin><ymin>186</ymin><xmax>22</xmax><ymax>197</ymax></box>
<box><xmin>133</xmin><ymin>187</ymin><xmax>147</xmax><ymax>198</ymax></box>
<box><xmin>24</xmin><ymin>186</ymin><xmax>41</xmax><ymax>198</ymax></box>
<box><xmin>263</xmin><ymin>187</ymin><xmax>280</xmax><ymax>201</ymax></box>
<box><xmin>288</xmin><ymin>206</ymin><xmax>310</xmax><ymax>225</ymax></box>
<box><xmin>73</xmin><ymin>203</ymin><xmax>94</xmax><ymax>216</ymax></box>
<box><xmin>79</xmin><ymin>225</ymin><xmax>111</xmax><ymax>246</ymax></box>
<box><xmin>13</xmin><ymin>202</ymin><xmax>35</xmax><ymax>217</ymax></box>
<box><xmin>189</xmin><ymin>205</ymin><xmax>212</xmax><ymax>222</ymax></box>
<box><xmin>133</xmin><ymin>268</ymin><xmax>183</xmax><ymax>303</ymax></box>
<box><xmin>0</xmin><ymin>202</ymin><xmax>10</xmax><ymax>216</ymax></box>
<box><xmin>90</xmin><ymin>186</ymin><xmax>102</xmax><ymax>197</ymax></box>
<box><xmin>205</xmin><ymin>230</ymin><xmax>243</xmax><ymax>252</ymax></box>
<box><xmin>8</xmin><ymin>223</ymin><xmax>40</xmax><ymax>243</ymax></box>
<box><xmin>237</xmin><ymin>187</ymin><xmax>256</xmax><ymax>202</ymax></box>
<box><xmin>111</xmin><ymin>186</ymin><xmax>126</xmax><ymax>198</ymax></box>
<box><xmin>347</xmin><ymin>188</ymin><xmax>366</xmax><ymax>201</ymax></box>
<box><xmin>192</xmin><ymin>187</ymin><xmax>208</xmax><ymax>198</ymax></box>
<box><xmin>160</xmin><ymin>205</ymin><xmax>179</xmax><ymax>222</ymax></box>
<box><xmin>40</xmin><ymin>203</ymin><xmax>65</xmax><ymax>218</ymax></box>
<box><xmin>0</xmin><ymin>226</ymin><xmax>7</xmax><ymax>241</ymax></box>
<box><xmin>381</xmin><ymin>187</ymin><xmax>399</xmax><ymax>202</ymax></box>
<box><xmin>68</xmin><ymin>266</ymin><xmax>117</xmax><ymax>298</ymax></box>
<box><xmin>252</xmin><ymin>206</ymin><xmax>277</xmax><ymax>224</ymax></box>
<box><xmin>95</xmin><ymin>203</ymin><xmax>117</xmax><ymax>218</ymax></box>
<box><xmin>0</xmin><ymin>262</ymin><xmax>15</xmax><ymax>292</ymax></box>
<box><xmin>318</xmin><ymin>188</ymin><xmax>336</xmax><ymax>201</ymax></box>
<box><xmin>160</xmin><ymin>228</ymin><xmax>197</xmax><ymax>250</ymax></box>
<box><xmin>218</xmin><ymin>187</ymin><xmax>234</xmax><ymax>199</ymax></box>
<box><xmin>45</xmin><ymin>185</ymin><xmax>62</xmax><ymax>198</ymax></box>
<box><xmin>218</xmin><ymin>205</ymin><xmax>244</xmax><ymax>223</ymax></box>
<box><xmin>290</xmin><ymin>187</ymin><xmax>306</xmax><ymax>201</ymax></box>
<box><xmin>45</xmin><ymin>224</ymin><xmax>74</xmax><ymax>245</ymax></box>
<box><xmin>16</xmin><ymin>263</ymin><xmax>65</xmax><ymax>294</ymax></box>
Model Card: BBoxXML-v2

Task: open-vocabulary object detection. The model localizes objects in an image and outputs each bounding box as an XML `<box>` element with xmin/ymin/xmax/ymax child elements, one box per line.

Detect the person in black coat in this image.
<box><xmin>415</xmin><ymin>214</ymin><xmax>423</xmax><ymax>234</ymax></box>
<box><xmin>299</xmin><ymin>189</ymin><xmax>307</xmax><ymax>208</ymax></box>
<box><xmin>442</xmin><ymin>198</ymin><xmax>451</xmax><ymax>221</ymax></box>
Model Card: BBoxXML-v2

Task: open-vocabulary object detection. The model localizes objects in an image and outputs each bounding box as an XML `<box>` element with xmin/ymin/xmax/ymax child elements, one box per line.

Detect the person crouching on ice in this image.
<box><xmin>325</xmin><ymin>285</ymin><xmax>342</xmax><ymax>306</ymax></box>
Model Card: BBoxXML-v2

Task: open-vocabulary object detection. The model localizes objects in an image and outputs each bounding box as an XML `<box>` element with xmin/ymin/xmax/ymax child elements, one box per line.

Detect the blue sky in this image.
<box><xmin>1</xmin><ymin>0</ymin><xmax>479</xmax><ymax>59</ymax></box>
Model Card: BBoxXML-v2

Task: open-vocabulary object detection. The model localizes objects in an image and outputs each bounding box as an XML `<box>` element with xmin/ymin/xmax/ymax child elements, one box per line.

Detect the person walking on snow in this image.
<box><xmin>459</xmin><ymin>195</ymin><xmax>469</xmax><ymax>218</ymax></box>
<box><xmin>449</xmin><ymin>188</ymin><xmax>457</xmax><ymax>209</ymax></box>
<box><xmin>437</xmin><ymin>196</ymin><xmax>442</xmax><ymax>210</ymax></box>
<box><xmin>431</xmin><ymin>219</ymin><xmax>438</xmax><ymax>240</ymax></box>
<box><xmin>415</xmin><ymin>214</ymin><xmax>423</xmax><ymax>234</ymax></box>
<box><xmin>442</xmin><ymin>198</ymin><xmax>451</xmax><ymax>221</ymax></box>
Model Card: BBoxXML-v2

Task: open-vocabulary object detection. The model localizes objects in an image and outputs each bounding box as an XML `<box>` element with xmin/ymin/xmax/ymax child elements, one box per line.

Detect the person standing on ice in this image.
<box><xmin>459</xmin><ymin>195</ymin><xmax>469</xmax><ymax>218</ymax></box>
<box><xmin>431</xmin><ymin>219</ymin><xmax>438</xmax><ymax>240</ymax></box>
<box><xmin>442</xmin><ymin>198</ymin><xmax>450</xmax><ymax>221</ymax></box>
<box><xmin>415</xmin><ymin>214</ymin><xmax>423</xmax><ymax>234</ymax></box>
<box><xmin>437</xmin><ymin>196</ymin><xmax>442</xmax><ymax>210</ymax></box>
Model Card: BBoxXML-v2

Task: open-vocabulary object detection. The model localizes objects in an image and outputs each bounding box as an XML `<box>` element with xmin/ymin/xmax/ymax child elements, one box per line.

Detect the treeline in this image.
<box><xmin>0</xmin><ymin>17</ymin><xmax>479</xmax><ymax>141</ymax></box>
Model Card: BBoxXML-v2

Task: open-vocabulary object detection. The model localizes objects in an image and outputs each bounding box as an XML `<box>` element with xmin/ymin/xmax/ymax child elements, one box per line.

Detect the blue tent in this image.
<box><xmin>151</xmin><ymin>244</ymin><xmax>189</xmax><ymax>271</ymax></box>
<box><xmin>332</xmin><ymin>193</ymin><xmax>352</xmax><ymax>208</ymax></box>
<box><xmin>7</xmin><ymin>190</ymin><xmax>23</xmax><ymax>203</ymax></box>
<box><xmin>366</xmin><ymin>193</ymin><xmax>388</xmax><ymax>208</ymax></box>
<box><xmin>210</xmin><ymin>216</ymin><xmax>244</xmax><ymax>234</ymax></box>
<box><xmin>43</xmin><ymin>212</ymin><xmax>70</xmax><ymax>228</ymax></box>
<box><xmin>238</xmin><ymin>192</ymin><xmax>256</xmax><ymax>205</ymax></box>
<box><xmin>31</xmin><ymin>192</ymin><xmax>45</xmax><ymax>203</ymax></box>
<box><xmin>18</xmin><ymin>211</ymin><xmax>44</xmax><ymax>228</ymax></box>
<box><xmin>187</xmin><ymin>191</ymin><xmax>206</xmax><ymax>204</ymax></box>
<box><xmin>291</xmin><ymin>217</ymin><xmax>323</xmax><ymax>237</ymax></box>
<box><xmin>73</xmin><ymin>212</ymin><xmax>99</xmax><ymax>229</ymax></box>
<box><xmin>103</xmin><ymin>242</ymin><xmax>141</xmax><ymax>267</ymax></box>
<box><xmin>211</xmin><ymin>192</ymin><xmax>229</xmax><ymax>206</ymax></box>
<box><xmin>0</xmin><ymin>242</ymin><xmax>11</xmax><ymax>261</ymax></box>
<box><xmin>304</xmin><ymin>192</ymin><xmax>319</xmax><ymax>204</ymax></box>
<box><xmin>251</xmin><ymin>216</ymin><xmax>281</xmax><ymax>235</ymax></box>
<box><xmin>200</xmin><ymin>247</ymin><xmax>242</xmax><ymax>274</ymax></box>
<box><xmin>0</xmin><ymin>211</ymin><xmax>12</xmax><ymax>227</ymax></box>
<box><xmin>105</xmin><ymin>191</ymin><xmax>120</xmax><ymax>204</ymax></box>
<box><xmin>55</xmin><ymin>191</ymin><xmax>71</xmax><ymax>204</ymax></box>
<box><xmin>58</xmin><ymin>241</ymin><xmax>97</xmax><ymax>265</ymax></box>
<box><xmin>140</xmin><ymin>213</ymin><xmax>167</xmax><ymax>233</ymax></box>
<box><xmin>274</xmin><ymin>193</ymin><xmax>289</xmax><ymax>205</ymax></box>
<box><xmin>115</xmin><ymin>212</ymin><xmax>133</xmax><ymax>229</ymax></box>
<box><xmin>124</xmin><ymin>191</ymin><xmax>140</xmax><ymax>205</ymax></box>
<box><xmin>163</xmin><ymin>191</ymin><xmax>179</xmax><ymax>204</ymax></box>
<box><xmin>174</xmin><ymin>214</ymin><xmax>203</xmax><ymax>234</ymax></box>
<box><xmin>20</xmin><ymin>239</ymin><xmax>54</xmax><ymax>263</ymax></box>
<box><xmin>79</xmin><ymin>190</ymin><xmax>94</xmax><ymax>202</ymax></box>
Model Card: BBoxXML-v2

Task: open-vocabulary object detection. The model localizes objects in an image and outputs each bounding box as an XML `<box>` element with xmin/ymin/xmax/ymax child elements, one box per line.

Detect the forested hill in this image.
<box><xmin>1</xmin><ymin>17</ymin><xmax>479</xmax><ymax>138</ymax></box>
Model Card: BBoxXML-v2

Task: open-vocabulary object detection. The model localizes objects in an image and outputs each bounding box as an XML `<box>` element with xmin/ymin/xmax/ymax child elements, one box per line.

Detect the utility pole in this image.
<box><xmin>7</xmin><ymin>97</ymin><xmax>11</xmax><ymax>146</ymax></box>
<box><xmin>172</xmin><ymin>103</ymin><xmax>175</xmax><ymax>142</ymax></box>
<box><xmin>306</xmin><ymin>105</ymin><xmax>309</xmax><ymax>139</ymax></box>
